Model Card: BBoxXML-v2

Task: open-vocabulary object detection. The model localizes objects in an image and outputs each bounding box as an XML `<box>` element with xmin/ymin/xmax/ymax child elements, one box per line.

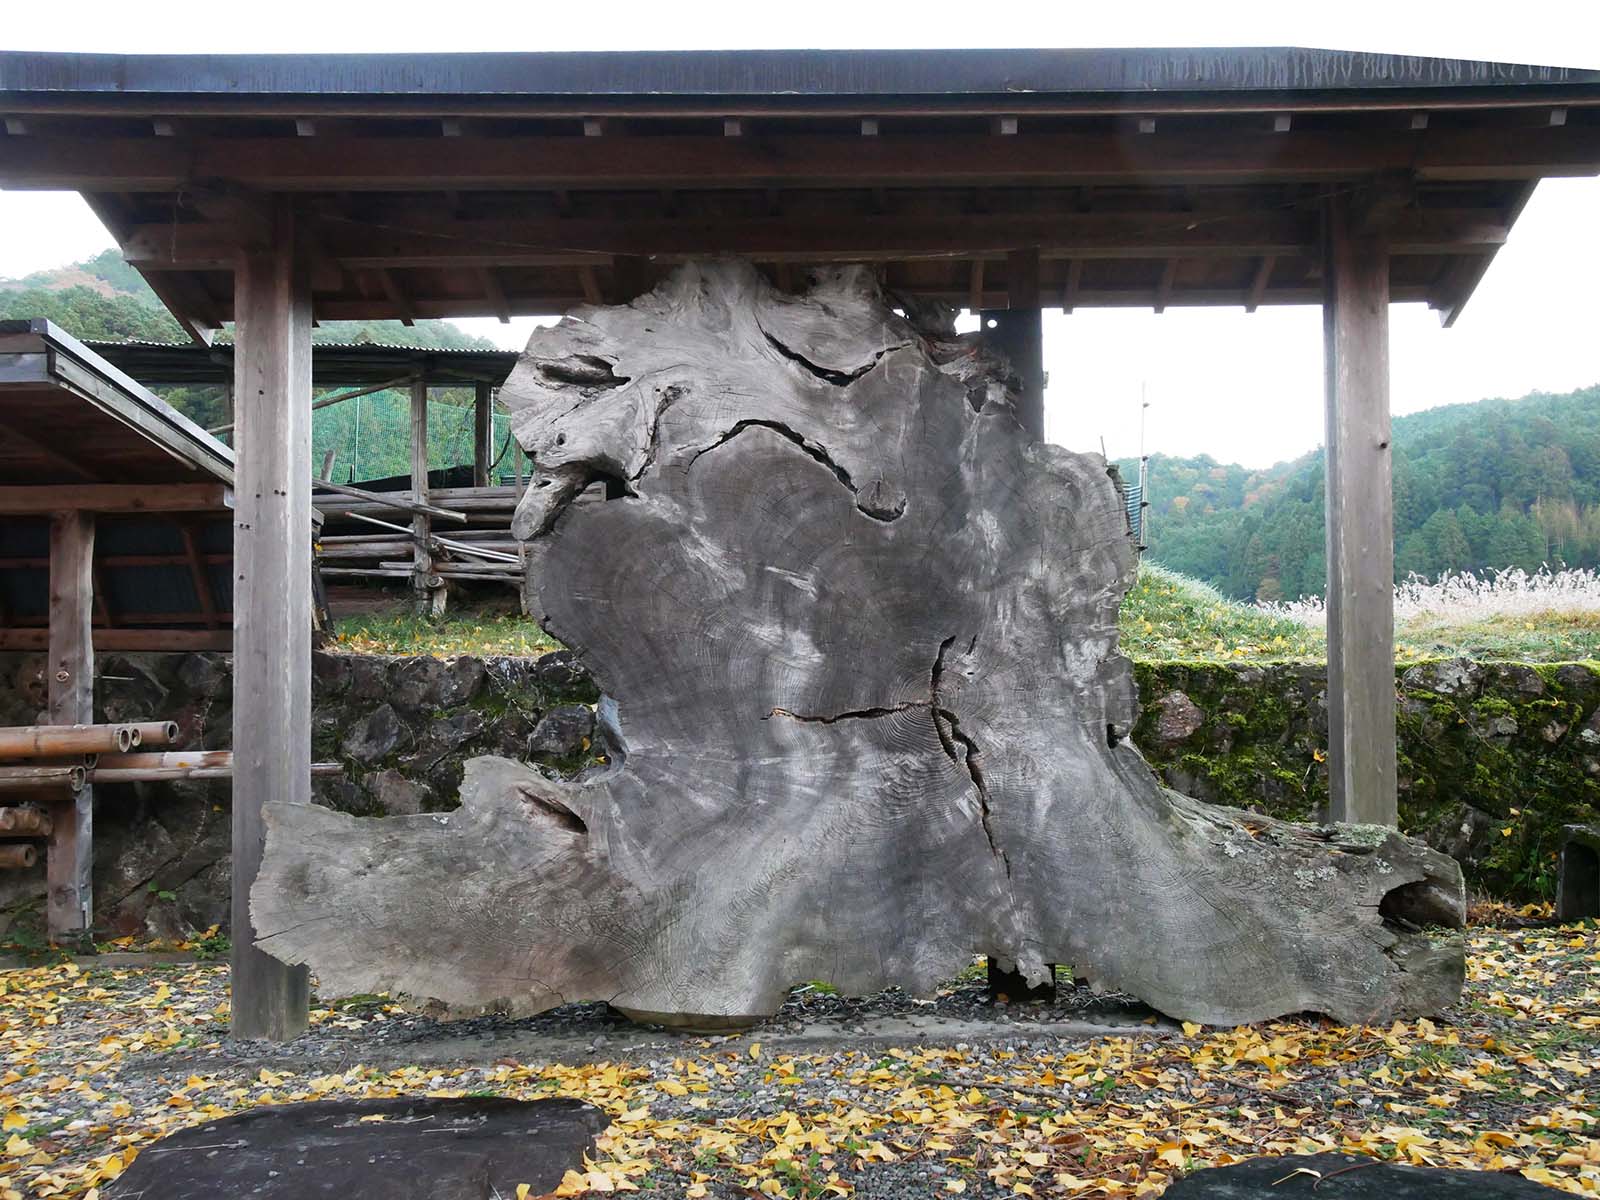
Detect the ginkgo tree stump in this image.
<box><xmin>254</xmin><ymin>261</ymin><xmax>1466</xmax><ymax>1027</ymax></box>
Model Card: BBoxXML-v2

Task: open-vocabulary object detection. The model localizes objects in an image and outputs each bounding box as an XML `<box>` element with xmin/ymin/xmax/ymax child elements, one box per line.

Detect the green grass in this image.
<box><xmin>330</xmin><ymin>612</ymin><xmax>560</xmax><ymax>657</ymax></box>
<box><xmin>327</xmin><ymin>564</ymin><xmax>1600</xmax><ymax>665</ymax></box>
<box><xmin>1393</xmin><ymin>609</ymin><xmax>1600</xmax><ymax>663</ymax></box>
<box><xmin>1121</xmin><ymin>563</ymin><xmax>1600</xmax><ymax>663</ymax></box>
<box><xmin>1118</xmin><ymin>563</ymin><xmax>1324</xmax><ymax>662</ymax></box>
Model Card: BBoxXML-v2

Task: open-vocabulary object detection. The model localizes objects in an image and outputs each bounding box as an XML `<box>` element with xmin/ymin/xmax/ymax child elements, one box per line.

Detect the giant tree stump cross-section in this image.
<box><xmin>255</xmin><ymin>261</ymin><xmax>1465</xmax><ymax>1027</ymax></box>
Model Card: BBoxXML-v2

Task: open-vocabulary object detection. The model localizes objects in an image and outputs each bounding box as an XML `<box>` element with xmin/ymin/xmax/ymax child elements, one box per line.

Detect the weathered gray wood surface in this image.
<box><xmin>255</xmin><ymin>261</ymin><xmax>1465</xmax><ymax>1027</ymax></box>
<box><xmin>231</xmin><ymin>208</ymin><xmax>313</xmax><ymax>1041</ymax></box>
<box><xmin>1323</xmin><ymin>192</ymin><xmax>1398</xmax><ymax>825</ymax></box>
<box><xmin>46</xmin><ymin>509</ymin><xmax>94</xmax><ymax>938</ymax></box>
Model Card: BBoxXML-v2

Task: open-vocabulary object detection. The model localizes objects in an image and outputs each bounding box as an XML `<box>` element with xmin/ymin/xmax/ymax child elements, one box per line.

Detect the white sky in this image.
<box><xmin>3</xmin><ymin>0</ymin><xmax>1597</xmax><ymax>466</ymax></box>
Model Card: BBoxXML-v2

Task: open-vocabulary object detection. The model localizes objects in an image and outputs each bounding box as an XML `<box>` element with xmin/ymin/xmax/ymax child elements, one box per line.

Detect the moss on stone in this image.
<box><xmin>1136</xmin><ymin>657</ymin><xmax>1600</xmax><ymax>900</ymax></box>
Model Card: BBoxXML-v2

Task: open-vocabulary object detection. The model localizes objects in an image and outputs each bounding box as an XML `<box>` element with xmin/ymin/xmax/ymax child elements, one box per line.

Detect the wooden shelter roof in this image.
<box><xmin>83</xmin><ymin>338</ymin><xmax>520</xmax><ymax>388</ymax></box>
<box><xmin>0</xmin><ymin>319</ymin><xmax>235</xmax><ymax>650</ymax></box>
<box><xmin>0</xmin><ymin>319</ymin><xmax>233</xmax><ymax>488</ymax></box>
<box><xmin>2</xmin><ymin>47</ymin><xmax>1598</xmax><ymax>340</ymax></box>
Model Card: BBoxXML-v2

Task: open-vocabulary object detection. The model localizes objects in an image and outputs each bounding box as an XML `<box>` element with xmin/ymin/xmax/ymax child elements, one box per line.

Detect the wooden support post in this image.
<box><xmin>410</xmin><ymin>378</ymin><xmax>445</xmax><ymax>616</ymax></box>
<box><xmin>473</xmin><ymin>383</ymin><xmax>494</xmax><ymax>488</ymax></box>
<box><xmin>977</xmin><ymin>247</ymin><xmax>1045</xmax><ymax>441</ymax></box>
<box><xmin>232</xmin><ymin>199</ymin><xmax>313</xmax><ymax>1040</ymax></box>
<box><xmin>46</xmin><ymin>510</ymin><xmax>94</xmax><ymax>941</ymax></box>
<box><xmin>1322</xmin><ymin>192</ymin><xmax>1397</xmax><ymax>827</ymax></box>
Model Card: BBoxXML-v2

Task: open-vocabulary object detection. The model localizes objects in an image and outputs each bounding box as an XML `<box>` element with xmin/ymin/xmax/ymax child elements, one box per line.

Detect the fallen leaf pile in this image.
<box><xmin>1</xmin><ymin>924</ymin><xmax>1596</xmax><ymax>1198</ymax></box>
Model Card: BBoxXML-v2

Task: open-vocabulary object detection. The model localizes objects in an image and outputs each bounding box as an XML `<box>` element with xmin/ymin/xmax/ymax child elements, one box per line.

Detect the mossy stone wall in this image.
<box><xmin>1134</xmin><ymin>658</ymin><xmax>1600</xmax><ymax>898</ymax></box>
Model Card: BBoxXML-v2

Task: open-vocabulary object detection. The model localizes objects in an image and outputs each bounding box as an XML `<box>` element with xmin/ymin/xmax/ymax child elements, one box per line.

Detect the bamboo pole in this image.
<box><xmin>0</xmin><ymin>807</ymin><xmax>52</xmax><ymax>837</ymax></box>
<box><xmin>0</xmin><ymin>724</ymin><xmax>135</xmax><ymax>757</ymax></box>
<box><xmin>89</xmin><ymin>762</ymin><xmax>343</xmax><ymax>783</ymax></box>
<box><xmin>94</xmin><ymin>750</ymin><xmax>231</xmax><ymax>771</ymax></box>
<box><xmin>0</xmin><ymin>844</ymin><xmax>38</xmax><ymax>870</ymax></box>
<box><xmin>0</xmin><ymin>765</ymin><xmax>85</xmax><ymax>793</ymax></box>
<box><xmin>127</xmin><ymin>722</ymin><xmax>181</xmax><ymax>749</ymax></box>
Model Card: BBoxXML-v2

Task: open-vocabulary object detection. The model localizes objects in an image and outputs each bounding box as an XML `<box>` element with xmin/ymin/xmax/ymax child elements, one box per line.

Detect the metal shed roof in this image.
<box><xmin>83</xmin><ymin>338</ymin><xmax>520</xmax><ymax>388</ymax></box>
<box><xmin>0</xmin><ymin>319</ymin><xmax>234</xmax><ymax>486</ymax></box>
<box><xmin>0</xmin><ymin>320</ymin><xmax>236</xmax><ymax>650</ymax></box>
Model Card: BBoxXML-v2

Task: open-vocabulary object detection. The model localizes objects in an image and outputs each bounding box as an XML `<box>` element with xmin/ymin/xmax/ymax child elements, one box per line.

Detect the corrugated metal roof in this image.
<box><xmin>0</xmin><ymin>319</ymin><xmax>234</xmax><ymax>484</ymax></box>
<box><xmin>85</xmin><ymin>339</ymin><xmax>520</xmax><ymax>387</ymax></box>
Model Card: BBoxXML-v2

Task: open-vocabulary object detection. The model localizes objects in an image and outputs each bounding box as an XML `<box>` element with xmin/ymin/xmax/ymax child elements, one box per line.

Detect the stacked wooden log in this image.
<box><xmin>314</xmin><ymin>484</ymin><xmax>528</xmax><ymax>587</ymax></box>
<box><xmin>0</xmin><ymin>722</ymin><xmax>170</xmax><ymax>870</ymax></box>
<box><xmin>0</xmin><ymin>723</ymin><xmax>342</xmax><ymax>869</ymax></box>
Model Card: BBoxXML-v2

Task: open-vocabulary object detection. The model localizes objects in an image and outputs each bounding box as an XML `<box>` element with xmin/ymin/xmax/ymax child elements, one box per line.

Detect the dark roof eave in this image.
<box><xmin>2</xmin><ymin>47</ymin><xmax>1597</xmax><ymax>107</ymax></box>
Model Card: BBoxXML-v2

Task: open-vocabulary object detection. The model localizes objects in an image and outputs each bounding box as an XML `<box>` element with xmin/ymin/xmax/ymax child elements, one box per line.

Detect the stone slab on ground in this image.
<box><xmin>1163</xmin><ymin>1153</ymin><xmax>1564</xmax><ymax>1197</ymax></box>
<box><xmin>103</xmin><ymin>1095</ymin><xmax>605</xmax><ymax>1199</ymax></box>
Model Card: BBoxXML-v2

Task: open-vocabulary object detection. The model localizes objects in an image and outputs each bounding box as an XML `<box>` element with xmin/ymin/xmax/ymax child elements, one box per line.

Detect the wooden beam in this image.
<box><xmin>1062</xmin><ymin>259</ymin><xmax>1082</xmax><ymax>313</ymax></box>
<box><xmin>0</xmin><ymin>628</ymin><xmax>232</xmax><ymax>651</ymax></box>
<box><xmin>0</xmin><ymin>484</ymin><xmax>232</xmax><ymax>514</ymax></box>
<box><xmin>46</xmin><ymin>511</ymin><xmax>94</xmax><ymax>941</ymax></box>
<box><xmin>1153</xmin><ymin>258</ymin><xmax>1178</xmax><ymax>313</ymax></box>
<box><xmin>411</xmin><ymin>378</ymin><xmax>442</xmax><ymax>616</ymax></box>
<box><xmin>231</xmin><ymin>198</ymin><xmax>312</xmax><ymax>1040</ymax></box>
<box><xmin>313</xmin><ymin>478</ymin><xmax>468</xmax><ymax>523</ymax></box>
<box><xmin>121</xmin><ymin>207</ymin><xmax>1506</xmax><ymax>271</ymax></box>
<box><xmin>578</xmin><ymin>264</ymin><xmax>604</xmax><ymax>304</ymax></box>
<box><xmin>1433</xmin><ymin>181</ymin><xmax>1538</xmax><ymax>327</ymax></box>
<box><xmin>1245</xmin><ymin>255</ymin><xmax>1275</xmax><ymax>312</ymax></box>
<box><xmin>179</xmin><ymin>522</ymin><xmax>220</xmax><ymax>629</ymax></box>
<box><xmin>473</xmin><ymin>383</ymin><xmax>494</xmax><ymax>489</ymax></box>
<box><xmin>1003</xmin><ymin>247</ymin><xmax>1045</xmax><ymax>440</ymax></box>
<box><xmin>0</xmin><ymin>417</ymin><xmax>104</xmax><ymax>481</ymax></box>
<box><xmin>967</xmin><ymin>259</ymin><xmax>985</xmax><ymax>313</ymax></box>
<box><xmin>80</xmin><ymin>193</ymin><xmax>219</xmax><ymax>345</ymax></box>
<box><xmin>375</xmin><ymin>268</ymin><xmax>416</xmax><ymax>326</ymax></box>
<box><xmin>476</xmin><ymin>266</ymin><xmax>511</xmax><ymax>323</ymax></box>
<box><xmin>1322</xmin><ymin>192</ymin><xmax>1396</xmax><ymax>827</ymax></box>
<box><xmin>14</xmin><ymin>126</ymin><xmax>1600</xmax><ymax>192</ymax></box>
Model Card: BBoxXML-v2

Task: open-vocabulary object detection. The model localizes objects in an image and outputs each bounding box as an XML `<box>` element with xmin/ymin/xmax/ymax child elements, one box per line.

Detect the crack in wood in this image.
<box><xmin>930</xmin><ymin>635</ymin><xmax>1009</xmax><ymax>878</ymax></box>
<box><xmin>684</xmin><ymin>418</ymin><xmax>905</xmax><ymax>522</ymax></box>
<box><xmin>759</xmin><ymin>329</ymin><xmax>908</xmax><ymax>388</ymax></box>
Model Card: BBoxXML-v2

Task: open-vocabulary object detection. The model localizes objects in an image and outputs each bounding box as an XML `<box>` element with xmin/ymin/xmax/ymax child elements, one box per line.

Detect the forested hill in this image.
<box><xmin>0</xmin><ymin>249</ymin><xmax>492</xmax><ymax>352</ymax></box>
<box><xmin>1119</xmin><ymin>383</ymin><xmax>1600</xmax><ymax>602</ymax></box>
<box><xmin>1</xmin><ymin>250</ymin><xmax>509</xmax><ymax>479</ymax></box>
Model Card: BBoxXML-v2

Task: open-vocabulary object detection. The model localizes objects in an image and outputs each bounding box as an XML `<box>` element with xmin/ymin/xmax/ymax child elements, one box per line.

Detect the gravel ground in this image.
<box><xmin>1</xmin><ymin>926</ymin><xmax>1597</xmax><ymax>1198</ymax></box>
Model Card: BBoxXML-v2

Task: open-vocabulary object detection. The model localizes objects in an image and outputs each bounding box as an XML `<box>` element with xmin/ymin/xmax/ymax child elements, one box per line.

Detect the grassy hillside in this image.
<box><xmin>1118</xmin><ymin>562</ymin><xmax>1600</xmax><ymax>663</ymax></box>
<box><xmin>1120</xmin><ymin>383</ymin><xmax>1600</xmax><ymax>602</ymax></box>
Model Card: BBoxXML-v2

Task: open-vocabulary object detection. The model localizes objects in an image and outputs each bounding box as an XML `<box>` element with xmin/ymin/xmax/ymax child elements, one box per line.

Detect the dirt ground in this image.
<box><xmin>1</xmin><ymin>924</ymin><xmax>1596</xmax><ymax>1198</ymax></box>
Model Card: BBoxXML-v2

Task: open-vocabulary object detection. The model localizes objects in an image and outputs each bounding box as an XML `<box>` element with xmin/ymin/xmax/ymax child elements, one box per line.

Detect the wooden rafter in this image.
<box><xmin>374</xmin><ymin>268</ymin><xmax>417</xmax><ymax>326</ymax></box>
<box><xmin>1246</xmin><ymin>255</ymin><xmax>1276</xmax><ymax>312</ymax></box>
<box><xmin>578</xmin><ymin>264</ymin><xmax>604</xmax><ymax>304</ymax></box>
<box><xmin>1153</xmin><ymin>258</ymin><xmax>1178</xmax><ymax>313</ymax></box>
<box><xmin>1062</xmin><ymin>259</ymin><xmax>1083</xmax><ymax>313</ymax></box>
<box><xmin>0</xmin><ymin>416</ymin><xmax>104</xmax><ymax>482</ymax></box>
<box><xmin>81</xmin><ymin>194</ymin><xmax>220</xmax><ymax>345</ymax></box>
<box><xmin>179</xmin><ymin>522</ymin><xmax>221</xmax><ymax>629</ymax></box>
<box><xmin>475</xmin><ymin>267</ymin><xmax>511</xmax><ymax>322</ymax></box>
